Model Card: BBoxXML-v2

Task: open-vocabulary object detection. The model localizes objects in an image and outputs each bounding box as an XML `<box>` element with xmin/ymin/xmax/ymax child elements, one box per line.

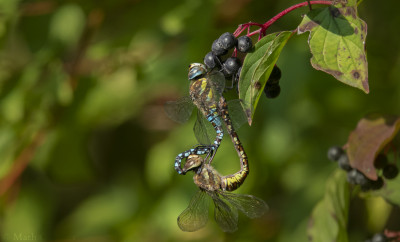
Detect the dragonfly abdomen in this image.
<box><xmin>222</xmin><ymin>170</ymin><xmax>248</xmax><ymax>191</ymax></box>
<box><xmin>218</xmin><ymin>97</ymin><xmax>249</xmax><ymax>191</ymax></box>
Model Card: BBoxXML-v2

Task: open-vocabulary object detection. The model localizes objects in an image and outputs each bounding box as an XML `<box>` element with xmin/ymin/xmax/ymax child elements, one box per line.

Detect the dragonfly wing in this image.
<box><xmin>209</xmin><ymin>70</ymin><xmax>225</xmax><ymax>97</ymax></box>
<box><xmin>220</xmin><ymin>192</ymin><xmax>268</xmax><ymax>219</ymax></box>
<box><xmin>193</xmin><ymin>110</ymin><xmax>215</xmax><ymax>145</ymax></box>
<box><xmin>164</xmin><ymin>96</ymin><xmax>194</xmax><ymax>124</ymax></box>
<box><xmin>177</xmin><ymin>190</ymin><xmax>210</xmax><ymax>232</ymax></box>
<box><xmin>227</xmin><ymin>99</ymin><xmax>248</xmax><ymax>131</ymax></box>
<box><xmin>210</xmin><ymin>191</ymin><xmax>238</xmax><ymax>233</ymax></box>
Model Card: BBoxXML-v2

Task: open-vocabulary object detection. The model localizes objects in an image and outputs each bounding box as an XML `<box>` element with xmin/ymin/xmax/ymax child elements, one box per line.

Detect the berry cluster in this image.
<box><xmin>203</xmin><ymin>32</ymin><xmax>253</xmax><ymax>80</ymax></box>
<box><xmin>264</xmin><ymin>65</ymin><xmax>282</xmax><ymax>99</ymax></box>
<box><xmin>364</xmin><ymin>233</ymin><xmax>388</xmax><ymax>242</ymax></box>
<box><xmin>327</xmin><ymin>146</ymin><xmax>399</xmax><ymax>191</ymax></box>
<box><xmin>374</xmin><ymin>153</ymin><xmax>399</xmax><ymax>179</ymax></box>
<box><xmin>203</xmin><ymin>32</ymin><xmax>283</xmax><ymax>99</ymax></box>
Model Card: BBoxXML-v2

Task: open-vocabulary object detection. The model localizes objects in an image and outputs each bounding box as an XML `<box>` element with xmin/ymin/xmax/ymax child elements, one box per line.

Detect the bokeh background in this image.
<box><xmin>0</xmin><ymin>0</ymin><xmax>399</xmax><ymax>241</ymax></box>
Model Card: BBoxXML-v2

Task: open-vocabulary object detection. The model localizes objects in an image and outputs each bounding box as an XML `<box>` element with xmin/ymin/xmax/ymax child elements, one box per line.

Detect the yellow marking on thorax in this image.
<box><xmin>207</xmin><ymin>89</ymin><xmax>213</xmax><ymax>100</ymax></box>
<box><xmin>200</xmin><ymin>79</ymin><xmax>207</xmax><ymax>91</ymax></box>
<box><xmin>203</xmin><ymin>172</ymin><xmax>209</xmax><ymax>180</ymax></box>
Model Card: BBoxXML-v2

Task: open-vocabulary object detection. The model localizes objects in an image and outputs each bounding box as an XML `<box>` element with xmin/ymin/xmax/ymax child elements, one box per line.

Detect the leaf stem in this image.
<box><xmin>0</xmin><ymin>130</ymin><xmax>46</xmax><ymax>196</ymax></box>
<box><xmin>233</xmin><ymin>1</ymin><xmax>332</xmax><ymax>39</ymax></box>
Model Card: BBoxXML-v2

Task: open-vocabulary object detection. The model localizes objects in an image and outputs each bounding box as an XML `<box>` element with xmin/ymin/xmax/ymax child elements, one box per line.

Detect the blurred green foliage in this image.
<box><xmin>0</xmin><ymin>0</ymin><xmax>399</xmax><ymax>241</ymax></box>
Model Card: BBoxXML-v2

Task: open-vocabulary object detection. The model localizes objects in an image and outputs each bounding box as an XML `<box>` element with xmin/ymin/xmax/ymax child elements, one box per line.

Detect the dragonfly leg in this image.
<box><xmin>191</xmin><ymin>144</ymin><xmax>215</xmax><ymax>162</ymax></box>
<box><xmin>206</xmin><ymin>148</ymin><xmax>217</xmax><ymax>165</ymax></box>
<box><xmin>224</xmin><ymin>74</ymin><xmax>238</xmax><ymax>92</ymax></box>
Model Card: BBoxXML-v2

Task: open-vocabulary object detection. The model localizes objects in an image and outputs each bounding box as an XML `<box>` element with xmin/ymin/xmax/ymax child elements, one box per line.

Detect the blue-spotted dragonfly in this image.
<box><xmin>177</xmin><ymin>154</ymin><xmax>268</xmax><ymax>232</ymax></box>
<box><xmin>165</xmin><ymin>63</ymin><xmax>246</xmax><ymax>175</ymax></box>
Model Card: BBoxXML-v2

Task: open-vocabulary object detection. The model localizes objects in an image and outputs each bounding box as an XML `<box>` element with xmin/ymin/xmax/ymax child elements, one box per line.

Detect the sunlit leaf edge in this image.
<box><xmin>297</xmin><ymin>2</ymin><xmax>369</xmax><ymax>93</ymax></box>
<box><xmin>308</xmin><ymin>170</ymin><xmax>349</xmax><ymax>242</ymax></box>
<box><xmin>238</xmin><ymin>31</ymin><xmax>293</xmax><ymax>125</ymax></box>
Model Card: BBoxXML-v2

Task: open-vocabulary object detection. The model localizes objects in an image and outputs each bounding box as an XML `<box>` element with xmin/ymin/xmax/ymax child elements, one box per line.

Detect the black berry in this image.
<box><xmin>354</xmin><ymin>170</ymin><xmax>370</xmax><ymax>187</ymax></box>
<box><xmin>264</xmin><ymin>84</ymin><xmax>281</xmax><ymax>99</ymax></box>
<box><xmin>370</xmin><ymin>176</ymin><xmax>384</xmax><ymax>190</ymax></box>
<box><xmin>218</xmin><ymin>32</ymin><xmax>237</xmax><ymax>50</ymax></box>
<box><xmin>327</xmin><ymin>146</ymin><xmax>344</xmax><ymax>162</ymax></box>
<box><xmin>338</xmin><ymin>153</ymin><xmax>352</xmax><ymax>171</ymax></box>
<box><xmin>237</xmin><ymin>35</ymin><xmax>253</xmax><ymax>53</ymax></box>
<box><xmin>347</xmin><ymin>169</ymin><xmax>369</xmax><ymax>186</ymax></box>
<box><xmin>360</xmin><ymin>181</ymin><xmax>372</xmax><ymax>192</ymax></box>
<box><xmin>347</xmin><ymin>169</ymin><xmax>382</xmax><ymax>191</ymax></box>
<box><xmin>212</xmin><ymin>39</ymin><xmax>228</xmax><ymax>56</ymax></box>
<box><xmin>374</xmin><ymin>153</ymin><xmax>388</xmax><ymax>169</ymax></box>
<box><xmin>347</xmin><ymin>169</ymin><xmax>358</xmax><ymax>185</ymax></box>
<box><xmin>204</xmin><ymin>51</ymin><xmax>218</xmax><ymax>69</ymax></box>
<box><xmin>223</xmin><ymin>57</ymin><xmax>241</xmax><ymax>75</ymax></box>
<box><xmin>268</xmin><ymin>65</ymin><xmax>282</xmax><ymax>85</ymax></box>
<box><xmin>383</xmin><ymin>164</ymin><xmax>399</xmax><ymax>179</ymax></box>
<box><xmin>371</xmin><ymin>233</ymin><xmax>387</xmax><ymax>242</ymax></box>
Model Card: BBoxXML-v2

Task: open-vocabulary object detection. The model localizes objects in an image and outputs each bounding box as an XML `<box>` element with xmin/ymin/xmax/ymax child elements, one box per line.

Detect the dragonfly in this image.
<box><xmin>177</xmin><ymin>154</ymin><xmax>268</xmax><ymax>233</ymax></box>
<box><xmin>178</xmin><ymin>97</ymin><xmax>266</xmax><ymax>232</ymax></box>
<box><xmin>165</xmin><ymin>63</ymin><xmax>246</xmax><ymax>175</ymax></box>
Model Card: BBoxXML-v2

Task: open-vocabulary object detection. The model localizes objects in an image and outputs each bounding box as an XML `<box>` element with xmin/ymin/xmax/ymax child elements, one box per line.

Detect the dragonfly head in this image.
<box><xmin>188</xmin><ymin>63</ymin><xmax>207</xmax><ymax>80</ymax></box>
<box><xmin>182</xmin><ymin>154</ymin><xmax>203</xmax><ymax>173</ymax></box>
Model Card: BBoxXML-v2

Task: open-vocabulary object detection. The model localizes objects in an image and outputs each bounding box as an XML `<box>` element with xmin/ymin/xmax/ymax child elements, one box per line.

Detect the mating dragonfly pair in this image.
<box><xmin>165</xmin><ymin>63</ymin><xmax>268</xmax><ymax>232</ymax></box>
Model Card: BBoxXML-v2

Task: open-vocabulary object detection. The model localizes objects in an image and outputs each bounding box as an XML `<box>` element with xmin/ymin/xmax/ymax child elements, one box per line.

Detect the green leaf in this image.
<box><xmin>49</xmin><ymin>4</ymin><xmax>85</xmax><ymax>47</ymax></box>
<box><xmin>56</xmin><ymin>186</ymin><xmax>137</xmax><ymax>237</ymax></box>
<box><xmin>374</xmin><ymin>174</ymin><xmax>400</xmax><ymax>206</ymax></box>
<box><xmin>238</xmin><ymin>31</ymin><xmax>292</xmax><ymax>125</ymax></box>
<box><xmin>76</xmin><ymin>67</ymin><xmax>139</xmax><ymax>126</ymax></box>
<box><xmin>308</xmin><ymin>170</ymin><xmax>350</xmax><ymax>242</ymax></box>
<box><xmin>344</xmin><ymin>114</ymin><xmax>400</xmax><ymax>180</ymax></box>
<box><xmin>297</xmin><ymin>1</ymin><xmax>369</xmax><ymax>93</ymax></box>
<box><xmin>2</xmin><ymin>180</ymin><xmax>55</xmax><ymax>241</ymax></box>
<box><xmin>0</xmin><ymin>0</ymin><xmax>20</xmax><ymax>38</ymax></box>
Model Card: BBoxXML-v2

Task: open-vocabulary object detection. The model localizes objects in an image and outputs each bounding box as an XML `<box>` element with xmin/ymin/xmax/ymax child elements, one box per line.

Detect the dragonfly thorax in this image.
<box><xmin>189</xmin><ymin>78</ymin><xmax>217</xmax><ymax>116</ymax></box>
<box><xmin>194</xmin><ymin>164</ymin><xmax>223</xmax><ymax>191</ymax></box>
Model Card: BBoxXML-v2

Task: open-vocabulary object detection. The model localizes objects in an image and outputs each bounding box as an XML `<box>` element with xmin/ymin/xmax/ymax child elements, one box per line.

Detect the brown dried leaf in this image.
<box><xmin>344</xmin><ymin>114</ymin><xmax>400</xmax><ymax>180</ymax></box>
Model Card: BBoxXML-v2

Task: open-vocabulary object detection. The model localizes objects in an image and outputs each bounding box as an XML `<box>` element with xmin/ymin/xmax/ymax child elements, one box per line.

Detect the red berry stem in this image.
<box><xmin>262</xmin><ymin>1</ymin><xmax>332</xmax><ymax>32</ymax></box>
<box><xmin>233</xmin><ymin>1</ymin><xmax>332</xmax><ymax>39</ymax></box>
<box><xmin>384</xmin><ymin>229</ymin><xmax>400</xmax><ymax>242</ymax></box>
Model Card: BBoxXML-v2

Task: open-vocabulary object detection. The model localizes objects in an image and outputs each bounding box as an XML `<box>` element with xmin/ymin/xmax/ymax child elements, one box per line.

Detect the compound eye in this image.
<box><xmin>188</xmin><ymin>67</ymin><xmax>203</xmax><ymax>80</ymax></box>
<box><xmin>182</xmin><ymin>155</ymin><xmax>203</xmax><ymax>173</ymax></box>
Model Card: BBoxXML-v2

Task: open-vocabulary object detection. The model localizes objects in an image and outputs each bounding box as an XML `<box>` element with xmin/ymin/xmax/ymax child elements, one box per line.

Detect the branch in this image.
<box><xmin>0</xmin><ymin>130</ymin><xmax>46</xmax><ymax>196</ymax></box>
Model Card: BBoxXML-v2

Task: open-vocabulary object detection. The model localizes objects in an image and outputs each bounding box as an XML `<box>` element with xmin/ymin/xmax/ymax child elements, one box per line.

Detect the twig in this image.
<box><xmin>0</xmin><ymin>130</ymin><xmax>46</xmax><ymax>196</ymax></box>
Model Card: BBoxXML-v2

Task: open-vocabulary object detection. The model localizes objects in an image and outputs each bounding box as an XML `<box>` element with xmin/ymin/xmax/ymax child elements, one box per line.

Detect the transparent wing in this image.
<box><xmin>208</xmin><ymin>70</ymin><xmax>225</xmax><ymax>98</ymax></box>
<box><xmin>220</xmin><ymin>192</ymin><xmax>268</xmax><ymax>219</ymax></box>
<box><xmin>193</xmin><ymin>110</ymin><xmax>216</xmax><ymax>145</ymax></box>
<box><xmin>210</xmin><ymin>191</ymin><xmax>238</xmax><ymax>233</ymax></box>
<box><xmin>164</xmin><ymin>96</ymin><xmax>194</xmax><ymax>124</ymax></box>
<box><xmin>177</xmin><ymin>190</ymin><xmax>210</xmax><ymax>232</ymax></box>
<box><xmin>193</xmin><ymin>99</ymin><xmax>247</xmax><ymax>148</ymax></box>
<box><xmin>226</xmin><ymin>99</ymin><xmax>248</xmax><ymax>131</ymax></box>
